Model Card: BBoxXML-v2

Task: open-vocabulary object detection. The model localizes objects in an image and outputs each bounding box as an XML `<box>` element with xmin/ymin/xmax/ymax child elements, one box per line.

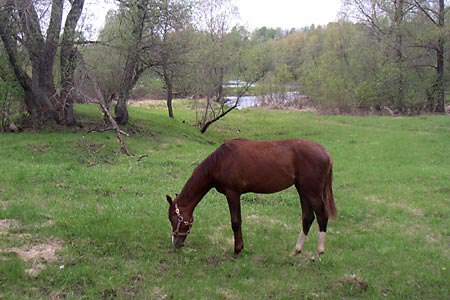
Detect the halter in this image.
<box><xmin>172</xmin><ymin>203</ymin><xmax>193</xmax><ymax>237</ymax></box>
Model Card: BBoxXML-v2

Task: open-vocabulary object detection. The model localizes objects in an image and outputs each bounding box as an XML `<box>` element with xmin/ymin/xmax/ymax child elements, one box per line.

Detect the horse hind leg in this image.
<box><xmin>291</xmin><ymin>185</ymin><xmax>315</xmax><ymax>256</ymax></box>
<box><xmin>310</xmin><ymin>195</ymin><xmax>328</xmax><ymax>255</ymax></box>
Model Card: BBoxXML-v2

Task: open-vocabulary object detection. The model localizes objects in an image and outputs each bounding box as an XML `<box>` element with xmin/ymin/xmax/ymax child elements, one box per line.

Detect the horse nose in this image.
<box><xmin>173</xmin><ymin>237</ymin><xmax>185</xmax><ymax>248</ymax></box>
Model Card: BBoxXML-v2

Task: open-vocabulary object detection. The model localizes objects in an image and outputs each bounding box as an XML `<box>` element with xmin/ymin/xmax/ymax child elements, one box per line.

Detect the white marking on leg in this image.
<box><xmin>317</xmin><ymin>231</ymin><xmax>326</xmax><ymax>255</ymax></box>
<box><xmin>291</xmin><ymin>231</ymin><xmax>307</xmax><ymax>256</ymax></box>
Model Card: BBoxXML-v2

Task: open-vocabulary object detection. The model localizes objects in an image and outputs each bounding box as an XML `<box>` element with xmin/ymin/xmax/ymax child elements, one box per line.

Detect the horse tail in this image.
<box><xmin>324</xmin><ymin>160</ymin><xmax>337</xmax><ymax>219</ymax></box>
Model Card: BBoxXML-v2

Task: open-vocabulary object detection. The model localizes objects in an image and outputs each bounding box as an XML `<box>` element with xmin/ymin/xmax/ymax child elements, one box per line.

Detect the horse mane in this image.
<box><xmin>193</xmin><ymin>140</ymin><xmax>237</xmax><ymax>182</ymax></box>
<box><xmin>178</xmin><ymin>139</ymin><xmax>244</xmax><ymax>198</ymax></box>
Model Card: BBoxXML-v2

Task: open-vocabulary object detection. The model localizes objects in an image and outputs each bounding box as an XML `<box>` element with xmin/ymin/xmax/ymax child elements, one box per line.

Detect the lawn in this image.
<box><xmin>0</xmin><ymin>101</ymin><xmax>449</xmax><ymax>299</ymax></box>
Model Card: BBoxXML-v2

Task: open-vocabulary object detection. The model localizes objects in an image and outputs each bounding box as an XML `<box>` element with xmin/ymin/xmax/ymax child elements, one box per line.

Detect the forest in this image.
<box><xmin>0</xmin><ymin>0</ymin><xmax>449</xmax><ymax>134</ymax></box>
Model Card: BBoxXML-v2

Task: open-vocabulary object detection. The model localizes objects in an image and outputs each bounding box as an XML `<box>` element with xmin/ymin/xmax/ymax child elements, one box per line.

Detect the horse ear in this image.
<box><xmin>166</xmin><ymin>195</ymin><xmax>173</xmax><ymax>206</ymax></box>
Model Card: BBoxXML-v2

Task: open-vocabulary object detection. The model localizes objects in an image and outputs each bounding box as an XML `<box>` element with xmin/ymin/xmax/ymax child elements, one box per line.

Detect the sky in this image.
<box><xmin>234</xmin><ymin>0</ymin><xmax>342</xmax><ymax>30</ymax></box>
<box><xmin>87</xmin><ymin>0</ymin><xmax>343</xmax><ymax>35</ymax></box>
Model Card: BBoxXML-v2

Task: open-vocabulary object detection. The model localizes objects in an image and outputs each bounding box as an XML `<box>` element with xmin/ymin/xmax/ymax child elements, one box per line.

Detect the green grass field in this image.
<box><xmin>1</xmin><ymin>101</ymin><xmax>449</xmax><ymax>299</ymax></box>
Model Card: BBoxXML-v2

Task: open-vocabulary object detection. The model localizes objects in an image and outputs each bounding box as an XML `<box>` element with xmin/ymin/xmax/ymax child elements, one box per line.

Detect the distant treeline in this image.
<box><xmin>0</xmin><ymin>0</ymin><xmax>448</xmax><ymax>130</ymax></box>
<box><xmin>97</xmin><ymin>1</ymin><xmax>448</xmax><ymax>115</ymax></box>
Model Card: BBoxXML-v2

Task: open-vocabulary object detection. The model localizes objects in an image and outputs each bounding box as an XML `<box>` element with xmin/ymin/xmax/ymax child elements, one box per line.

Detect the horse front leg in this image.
<box><xmin>226</xmin><ymin>190</ymin><xmax>243</xmax><ymax>257</ymax></box>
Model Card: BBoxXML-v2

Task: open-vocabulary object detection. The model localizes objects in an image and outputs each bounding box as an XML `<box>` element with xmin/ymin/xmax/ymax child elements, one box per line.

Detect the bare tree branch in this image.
<box><xmin>76</xmin><ymin>52</ymin><xmax>133</xmax><ymax>156</ymax></box>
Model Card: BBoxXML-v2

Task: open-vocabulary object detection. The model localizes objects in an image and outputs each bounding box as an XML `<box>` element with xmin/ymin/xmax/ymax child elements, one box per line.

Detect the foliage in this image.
<box><xmin>2</xmin><ymin>0</ymin><xmax>447</xmax><ymax>131</ymax></box>
<box><xmin>256</xmin><ymin>64</ymin><xmax>295</xmax><ymax>106</ymax></box>
<box><xmin>0</xmin><ymin>47</ymin><xmax>23</xmax><ymax>131</ymax></box>
<box><xmin>80</xmin><ymin>11</ymin><xmax>127</xmax><ymax>104</ymax></box>
<box><xmin>0</xmin><ymin>49</ymin><xmax>22</xmax><ymax>107</ymax></box>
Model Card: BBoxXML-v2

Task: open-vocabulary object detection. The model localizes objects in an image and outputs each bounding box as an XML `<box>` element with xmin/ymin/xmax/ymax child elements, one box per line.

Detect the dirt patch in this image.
<box><xmin>333</xmin><ymin>274</ymin><xmax>368</xmax><ymax>292</ymax></box>
<box><xmin>158</xmin><ymin>143</ymin><xmax>170</xmax><ymax>150</ymax></box>
<box><xmin>204</xmin><ymin>255</ymin><xmax>227</xmax><ymax>266</ymax></box>
<box><xmin>9</xmin><ymin>239</ymin><xmax>63</xmax><ymax>262</ymax></box>
<box><xmin>121</xmin><ymin>273</ymin><xmax>145</xmax><ymax>298</ymax></box>
<box><xmin>7</xmin><ymin>238</ymin><xmax>64</xmax><ymax>277</ymax></box>
<box><xmin>151</xmin><ymin>287</ymin><xmax>168</xmax><ymax>300</ymax></box>
<box><xmin>365</xmin><ymin>195</ymin><xmax>424</xmax><ymax>217</ymax></box>
<box><xmin>1</xmin><ymin>217</ymin><xmax>63</xmax><ymax>277</ymax></box>
<box><xmin>28</xmin><ymin>143</ymin><xmax>50</xmax><ymax>153</ymax></box>
<box><xmin>217</xmin><ymin>287</ymin><xmax>238</xmax><ymax>300</ymax></box>
<box><xmin>207</xmin><ymin>225</ymin><xmax>233</xmax><ymax>251</ymax></box>
<box><xmin>0</xmin><ymin>219</ymin><xmax>19</xmax><ymax>230</ymax></box>
<box><xmin>74</xmin><ymin>141</ymin><xmax>106</xmax><ymax>152</ymax></box>
<box><xmin>246</xmin><ymin>214</ymin><xmax>292</xmax><ymax>229</ymax></box>
<box><xmin>36</xmin><ymin>218</ymin><xmax>55</xmax><ymax>228</ymax></box>
<box><xmin>157</xmin><ymin>259</ymin><xmax>169</xmax><ymax>274</ymax></box>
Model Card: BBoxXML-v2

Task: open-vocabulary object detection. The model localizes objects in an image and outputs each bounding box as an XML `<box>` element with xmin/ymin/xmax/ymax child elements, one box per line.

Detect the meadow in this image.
<box><xmin>0</xmin><ymin>101</ymin><xmax>449</xmax><ymax>299</ymax></box>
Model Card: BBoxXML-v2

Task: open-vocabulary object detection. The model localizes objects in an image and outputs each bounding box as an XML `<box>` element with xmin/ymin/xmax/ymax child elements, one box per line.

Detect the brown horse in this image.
<box><xmin>166</xmin><ymin>138</ymin><xmax>336</xmax><ymax>257</ymax></box>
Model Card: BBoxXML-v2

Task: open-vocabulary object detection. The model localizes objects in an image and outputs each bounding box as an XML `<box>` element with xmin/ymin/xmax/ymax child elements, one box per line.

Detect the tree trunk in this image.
<box><xmin>115</xmin><ymin>95</ymin><xmax>130</xmax><ymax>126</ymax></box>
<box><xmin>114</xmin><ymin>61</ymin><xmax>134</xmax><ymax>126</ymax></box>
<box><xmin>114</xmin><ymin>1</ymin><xmax>147</xmax><ymax>126</ymax></box>
<box><xmin>215</xmin><ymin>66</ymin><xmax>225</xmax><ymax>100</ymax></box>
<box><xmin>434</xmin><ymin>0</ymin><xmax>445</xmax><ymax>113</ymax></box>
<box><xmin>30</xmin><ymin>56</ymin><xmax>60</xmax><ymax>124</ymax></box>
<box><xmin>60</xmin><ymin>0</ymin><xmax>85</xmax><ymax>125</ymax></box>
<box><xmin>164</xmin><ymin>70</ymin><xmax>174</xmax><ymax>118</ymax></box>
<box><xmin>393</xmin><ymin>0</ymin><xmax>405</xmax><ymax>111</ymax></box>
<box><xmin>167</xmin><ymin>86</ymin><xmax>174</xmax><ymax>118</ymax></box>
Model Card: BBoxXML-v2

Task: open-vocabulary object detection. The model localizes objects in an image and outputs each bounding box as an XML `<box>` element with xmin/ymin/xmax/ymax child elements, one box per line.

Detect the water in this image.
<box><xmin>225</xmin><ymin>92</ymin><xmax>305</xmax><ymax>109</ymax></box>
<box><xmin>224</xmin><ymin>95</ymin><xmax>260</xmax><ymax>109</ymax></box>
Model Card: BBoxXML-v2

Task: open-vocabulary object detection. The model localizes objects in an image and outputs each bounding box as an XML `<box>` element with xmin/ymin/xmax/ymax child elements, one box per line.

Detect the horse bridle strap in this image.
<box><xmin>172</xmin><ymin>203</ymin><xmax>193</xmax><ymax>237</ymax></box>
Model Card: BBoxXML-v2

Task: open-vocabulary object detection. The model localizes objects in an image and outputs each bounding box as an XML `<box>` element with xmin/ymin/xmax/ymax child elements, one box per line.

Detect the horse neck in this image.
<box><xmin>177</xmin><ymin>173</ymin><xmax>212</xmax><ymax>217</ymax></box>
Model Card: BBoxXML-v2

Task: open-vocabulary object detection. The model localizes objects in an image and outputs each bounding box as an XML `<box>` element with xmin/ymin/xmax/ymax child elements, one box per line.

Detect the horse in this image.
<box><xmin>166</xmin><ymin>138</ymin><xmax>336</xmax><ymax>257</ymax></box>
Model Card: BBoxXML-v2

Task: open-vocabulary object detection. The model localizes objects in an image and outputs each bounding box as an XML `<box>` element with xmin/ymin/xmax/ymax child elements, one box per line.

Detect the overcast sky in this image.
<box><xmin>234</xmin><ymin>0</ymin><xmax>342</xmax><ymax>30</ymax></box>
<box><xmin>87</xmin><ymin>0</ymin><xmax>343</xmax><ymax>35</ymax></box>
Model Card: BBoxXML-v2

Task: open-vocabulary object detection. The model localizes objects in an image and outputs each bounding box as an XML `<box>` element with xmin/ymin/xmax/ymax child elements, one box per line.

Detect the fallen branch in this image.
<box><xmin>98</xmin><ymin>100</ymin><xmax>133</xmax><ymax>156</ymax></box>
<box><xmin>76</xmin><ymin>53</ymin><xmax>133</xmax><ymax>156</ymax></box>
<box><xmin>86</xmin><ymin>127</ymin><xmax>130</xmax><ymax>136</ymax></box>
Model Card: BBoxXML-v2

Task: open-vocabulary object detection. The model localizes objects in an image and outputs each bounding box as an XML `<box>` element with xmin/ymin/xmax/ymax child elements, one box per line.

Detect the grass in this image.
<box><xmin>0</xmin><ymin>101</ymin><xmax>449</xmax><ymax>299</ymax></box>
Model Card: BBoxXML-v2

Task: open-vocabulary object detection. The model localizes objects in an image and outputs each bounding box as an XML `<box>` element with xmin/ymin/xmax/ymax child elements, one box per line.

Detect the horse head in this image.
<box><xmin>166</xmin><ymin>195</ymin><xmax>193</xmax><ymax>248</ymax></box>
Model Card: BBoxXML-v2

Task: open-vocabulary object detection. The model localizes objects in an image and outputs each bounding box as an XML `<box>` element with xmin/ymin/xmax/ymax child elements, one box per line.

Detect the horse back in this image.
<box><xmin>212</xmin><ymin>139</ymin><xmax>331</xmax><ymax>194</ymax></box>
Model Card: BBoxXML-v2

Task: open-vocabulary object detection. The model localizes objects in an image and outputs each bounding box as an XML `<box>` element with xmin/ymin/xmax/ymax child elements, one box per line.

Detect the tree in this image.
<box><xmin>191</xmin><ymin>0</ymin><xmax>250</xmax><ymax>133</ymax></box>
<box><xmin>100</xmin><ymin>0</ymin><xmax>193</xmax><ymax>124</ymax></box>
<box><xmin>343</xmin><ymin>0</ymin><xmax>449</xmax><ymax>112</ymax></box>
<box><xmin>146</xmin><ymin>0</ymin><xmax>193</xmax><ymax>118</ymax></box>
<box><xmin>197</xmin><ymin>41</ymin><xmax>269</xmax><ymax>133</ymax></box>
<box><xmin>80</xmin><ymin>11</ymin><xmax>125</xmax><ymax>123</ymax></box>
<box><xmin>60</xmin><ymin>0</ymin><xmax>85</xmax><ymax>125</ymax></box>
<box><xmin>251</xmin><ymin>26</ymin><xmax>286</xmax><ymax>42</ymax></box>
<box><xmin>113</xmin><ymin>0</ymin><xmax>148</xmax><ymax>125</ymax></box>
<box><xmin>0</xmin><ymin>0</ymin><xmax>85</xmax><ymax>127</ymax></box>
<box><xmin>412</xmin><ymin>0</ymin><xmax>448</xmax><ymax>112</ymax></box>
<box><xmin>194</xmin><ymin>0</ymin><xmax>238</xmax><ymax>101</ymax></box>
<box><xmin>344</xmin><ymin>0</ymin><xmax>414</xmax><ymax>110</ymax></box>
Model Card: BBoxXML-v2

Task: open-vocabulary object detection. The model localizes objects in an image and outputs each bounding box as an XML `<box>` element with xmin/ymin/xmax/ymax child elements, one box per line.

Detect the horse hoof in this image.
<box><xmin>290</xmin><ymin>249</ymin><xmax>301</xmax><ymax>257</ymax></box>
<box><xmin>317</xmin><ymin>249</ymin><xmax>325</xmax><ymax>256</ymax></box>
